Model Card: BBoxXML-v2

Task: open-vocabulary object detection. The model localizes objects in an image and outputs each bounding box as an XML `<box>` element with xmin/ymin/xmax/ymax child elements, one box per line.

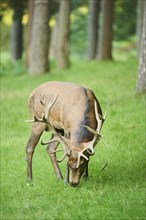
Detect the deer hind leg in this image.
<box><xmin>46</xmin><ymin>134</ymin><xmax>63</xmax><ymax>180</ymax></box>
<box><xmin>26</xmin><ymin>123</ymin><xmax>46</xmax><ymax>181</ymax></box>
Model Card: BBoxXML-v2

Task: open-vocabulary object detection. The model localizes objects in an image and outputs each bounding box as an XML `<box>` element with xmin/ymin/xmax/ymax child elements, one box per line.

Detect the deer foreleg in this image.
<box><xmin>26</xmin><ymin>124</ymin><xmax>45</xmax><ymax>181</ymax></box>
<box><xmin>82</xmin><ymin>162</ymin><xmax>89</xmax><ymax>180</ymax></box>
<box><xmin>64</xmin><ymin>161</ymin><xmax>69</xmax><ymax>184</ymax></box>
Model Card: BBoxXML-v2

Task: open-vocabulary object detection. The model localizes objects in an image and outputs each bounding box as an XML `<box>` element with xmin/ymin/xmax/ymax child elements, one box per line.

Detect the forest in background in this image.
<box><xmin>0</xmin><ymin>0</ymin><xmax>146</xmax><ymax>93</ymax></box>
<box><xmin>1</xmin><ymin>0</ymin><xmax>139</xmax><ymax>58</ymax></box>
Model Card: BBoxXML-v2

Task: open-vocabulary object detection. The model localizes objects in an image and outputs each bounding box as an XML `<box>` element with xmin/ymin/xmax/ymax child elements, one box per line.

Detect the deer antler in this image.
<box><xmin>76</xmin><ymin>100</ymin><xmax>106</xmax><ymax>168</ymax></box>
<box><xmin>41</xmin><ymin>134</ymin><xmax>70</xmax><ymax>163</ymax></box>
<box><xmin>25</xmin><ymin>96</ymin><xmax>58</xmax><ymax>124</ymax></box>
<box><xmin>76</xmin><ymin>146</ymin><xmax>89</xmax><ymax>168</ymax></box>
<box><xmin>43</xmin><ymin>95</ymin><xmax>58</xmax><ymax>123</ymax></box>
<box><xmin>41</xmin><ymin>134</ymin><xmax>60</xmax><ymax>146</ymax></box>
<box><xmin>103</xmin><ymin>111</ymin><xmax>107</xmax><ymax>121</ymax></box>
<box><xmin>25</xmin><ymin>114</ymin><xmax>47</xmax><ymax>123</ymax></box>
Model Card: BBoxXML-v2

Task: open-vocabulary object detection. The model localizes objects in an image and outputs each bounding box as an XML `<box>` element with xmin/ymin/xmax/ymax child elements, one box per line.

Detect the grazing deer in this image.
<box><xmin>26</xmin><ymin>81</ymin><xmax>106</xmax><ymax>187</ymax></box>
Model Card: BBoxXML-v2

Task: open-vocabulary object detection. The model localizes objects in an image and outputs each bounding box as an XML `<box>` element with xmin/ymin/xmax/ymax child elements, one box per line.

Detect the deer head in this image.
<box><xmin>41</xmin><ymin>99</ymin><xmax>106</xmax><ymax>186</ymax></box>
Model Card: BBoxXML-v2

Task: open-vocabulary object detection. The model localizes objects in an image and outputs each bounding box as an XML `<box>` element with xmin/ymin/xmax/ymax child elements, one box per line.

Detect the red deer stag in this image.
<box><xmin>26</xmin><ymin>81</ymin><xmax>106</xmax><ymax>187</ymax></box>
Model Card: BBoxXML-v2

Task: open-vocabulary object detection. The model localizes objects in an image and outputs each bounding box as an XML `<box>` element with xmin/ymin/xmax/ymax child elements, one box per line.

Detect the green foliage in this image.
<box><xmin>70</xmin><ymin>0</ymin><xmax>138</xmax><ymax>56</ymax></box>
<box><xmin>0</xmin><ymin>52</ymin><xmax>27</xmax><ymax>75</ymax></box>
<box><xmin>70</xmin><ymin>7</ymin><xmax>88</xmax><ymax>57</ymax></box>
<box><xmin>0</xmin><ymin>23</ymin><xmax>9</xmax><ymax>52</ymax></box>
<box><xmin>1</xmin><ymin>54</ymin><xmax>145</xmax><ymax>220</ymax></box>
<box><xmin>114</xmin><ymin>0</ymin><xmax>138</xmax><ymax>40</ymax></box>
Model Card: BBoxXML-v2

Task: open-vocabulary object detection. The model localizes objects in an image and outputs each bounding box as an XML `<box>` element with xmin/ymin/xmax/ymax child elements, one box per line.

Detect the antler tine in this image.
<box><xmin>86</xmin><ymin>144</ymin><xmax>95</xmax><ymax>155</ymax></box>
<box><xmin>25</xmin><ymin>96</ymin><xmax>58</xmax><ymax>124</ymax></box>
<box><xmin>50</xmin><ymin>138</ymin><xmax>69</xmax><ymax>163</ymax></box>
<box><xmin>25</xmin><ymin>119</ymin><xmax>35</xmax><ymax>123</ymax></box>
<box><xmin>41</xmin><ymin>139</ymin><xmax>55</xmax><ymax>146</ymax></box>
<box><xmin>83</xmin><ymin>125</ymin><xmax>98</xmax><ymax>135</ymax></box>
<box><xmin>41</xmin><ymin>133</ymin><xmax>63</xmax><ymax>146</ymax></box>
<box><xmin>55</xmin><ymin>135</ymin><xmax>70</xmax><ymax>163</ymax></box>
<box><xmin>43</xmin><ymin>142</ymin><xmax>68</xmax><ymax>163</ymax></box>
<box><xmin>41</xmin><ymin>133</ymin><xmax>70</xmax><ymax>163</ymax></box>
<box><xmin>94</xmin><ymin>100</ymin><xmax>102</xmax><ymax>134</ymax></box>
<box><xmin>51</xmin><ymin>149</ymin><xmax>64</xmax><ymax>153</ymax></box>
<box><xmin>103</xmin><ymin>111</ymin><xmax>107</xmax><ymax>121</ymax></box>
<box><xmin>25</xmin><ymin>114</ymin><xmax>47</xmax><ymax>123</ymax></box>
<box><xmin>83</xmin><ymin>100</ymin><xmax>102</xmax><ymax>138</ymax></box>
<box><xmin>44</xmin><ymin>95</ymin><xmax>59</xmax><ymax>121</ymax></box>
<box><xmin>76</xmin><ymin>149</ymin><xmax>89</xmax><ymax>168</ymax></box>
<box><xmin>57</xmin><ymin>153</ymin><xmax>67</xmax><ymax>163</ymax></box>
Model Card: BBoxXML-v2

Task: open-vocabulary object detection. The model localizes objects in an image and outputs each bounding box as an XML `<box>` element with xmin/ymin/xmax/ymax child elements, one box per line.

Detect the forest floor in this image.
<box><xmin>0</xmin><ymin>53</ymin><xmax>145</xmax><ymax>220</ymax></box>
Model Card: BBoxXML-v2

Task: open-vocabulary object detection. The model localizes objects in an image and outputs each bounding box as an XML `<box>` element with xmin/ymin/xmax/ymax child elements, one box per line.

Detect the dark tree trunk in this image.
<box><xmin>56</xmin><ymin>0</ymin><xmax>71</xmax><ymax>69</ymax></box>
<box><xmin>97</xmin><ymin>0</ymin><xmax>114</xmax><ymax>60</ymax></box>
<box><xmin>29</xmin><ymin>0</ymin><xmax>51</xmax><ymax>75</ymax></box>
<box><xmin>136</xmin><ymin>0</ymin><xmax>144</xmax><ymax>57</ymax></box>
<box><xmin>10</xmin><ymin>5</ymin><xmax>23</xmax><ymax>61</ymax></box>
<box><xmin>87</xmin><ymin>0</ymin><xmax>100</xmax><ymax>60</ymax></box>
<box><xmin>26</xmin><ymin>0</ymin><xmax>34</xmax><ymax>67</ymax></box>
<box><xmin>136</xmin><ymin>1</ymin><xmax>146</xmax><ymax>94</ymax></box>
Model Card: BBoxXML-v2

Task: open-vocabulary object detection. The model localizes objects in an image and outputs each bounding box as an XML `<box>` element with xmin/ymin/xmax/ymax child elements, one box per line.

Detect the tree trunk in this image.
<box><xmin>97</xmin><ymin>0</ymin><xmax>114</xmax><ymax>60</ymax></box>
<box><xmin>29</xmin><ymin>0</ymin><xmax>51</xmax><ymax>75</ymax></box>
<box><xmin>56</xmin><ymin>0</ymin><xmax>71</xmax><ymax>69</ymax></box>
<box><xmin>26</xmin><ymin>0</ymin><xmax>34</xmax><ymax>67</ymax></box>
<box><xmin>136</xmin><ymin>0</ymin><xmax>144</xmax><ymax>57</ymax></box>
<box><xmin>87</xmin><ymin>0</ymin><xmax>100</xmax><ymax>60</ymax></box>
<box><xmin>50</xmin><ymin>14</ymin><xmax>59</xmax><ymax>59</ymax></box>
<box><xmin>10</xmin><ymin>5</ymin><xmax>23</xmax><ymax>61</ymax></box>
<box><xmin>136</xmin><ymin>1</ymin><xmax>146</xmax><ymax>94</ymax></box>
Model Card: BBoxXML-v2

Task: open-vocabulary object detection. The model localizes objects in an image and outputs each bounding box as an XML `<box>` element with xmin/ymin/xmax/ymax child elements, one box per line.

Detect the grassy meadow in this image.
<box><xmin>0</xmin><ymin>53</ymin><xmax>146</xmax><ymax>219</ymax></box>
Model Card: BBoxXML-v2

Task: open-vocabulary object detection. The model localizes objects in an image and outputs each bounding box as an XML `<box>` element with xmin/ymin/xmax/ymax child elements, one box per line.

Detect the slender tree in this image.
<box><xmin>136</xmin><ymin>0</ymin><xmax>145</xmax><ymax>56</ymax></box>
<box><xmin>29</xmin><ymin>0</ymin><xmax>51</xmax><ymax>75</ymax></box>
<box><xmin>50</xmin><ymin>14</ymin><xmax>59</xmax><ymax>59</ymax></box>
<box><xmin>97</xmin><ymin>0</ymin><xmax>114</xmax><ymax>60</ymax></box>
<box><xmin>10</xmin><ymin>1</ymin><xmax>24</xmax><ymax>61</ymax></box>
<box><xmin>56</xmin><ymin>0</ymin><xmax>71</xmax><ymax>69</ymax></box>
<box><xmin>136</xmin><ymin>1</ymin><xmax>146</xmax><ymax>94</ymax></box>
<box><xmin>87</xmin><ymin>0</ymin><xmax>100</xmax><ymax>60</ymax></box>
<box><xmin>26</xmin><ymin>0</ymin><xmax>34</xmax><ymax>67</ymax></box>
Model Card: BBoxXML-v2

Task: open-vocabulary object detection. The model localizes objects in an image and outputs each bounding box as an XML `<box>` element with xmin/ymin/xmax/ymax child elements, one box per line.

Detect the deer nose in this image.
<box><xmin>70</xmin><ymin>182</ymin><xmax>79</xmax><ymax>187</ymax></box>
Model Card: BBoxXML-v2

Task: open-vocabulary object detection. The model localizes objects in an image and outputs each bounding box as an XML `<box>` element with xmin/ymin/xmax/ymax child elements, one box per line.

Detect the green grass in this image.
<box><xmin>0</xmin><ymin>54</ymin><xmax>145</xmax><ymax>220</ymax></box>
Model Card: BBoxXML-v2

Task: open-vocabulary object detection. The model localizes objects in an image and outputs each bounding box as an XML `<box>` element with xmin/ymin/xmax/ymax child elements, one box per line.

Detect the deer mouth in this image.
<box><xmin>69</xmin><ymin>182</ymin><xmax>79</xmax><ymax>187</ymax></box>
